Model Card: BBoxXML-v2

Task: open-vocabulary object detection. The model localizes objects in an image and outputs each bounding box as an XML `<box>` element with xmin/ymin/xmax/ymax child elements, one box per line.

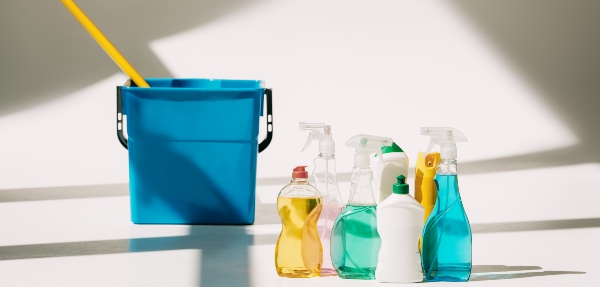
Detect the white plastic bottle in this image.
<box><xmin>376</xmin><ymin>175</ymin><xmax>424</xmax><ymax>283</ymax></box>
<box><xmin>371</xmin><ymin>142</ymin><xmax>409</xmax><ymax>203</ymax></box>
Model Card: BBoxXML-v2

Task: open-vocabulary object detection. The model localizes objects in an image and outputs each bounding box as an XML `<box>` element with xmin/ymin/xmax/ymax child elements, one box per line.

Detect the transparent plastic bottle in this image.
<box><xmin>331</xmin><ymin>166</ymin><xmax>380</xmax><ymax>279</ymax></box>
<box><xmin>275</xmin><ymin>166</ymin><xmax>323</xmax><ymax>278</ymax></box>
<box><xmin>330</xmin><ymin>134</ymin><xmax>392</xmax><ymax>280</ymax></box>
<box><xmin>299</xmin><ymin>122</ymin><xmax>344</xmax><ymax>275</ymax></box>
<box><xmin>420</xmin><ymin>127</ymin><xmax>471</xmax><ymax>282</ymax></box>
<box><xmin>312</xmin><ymin>153</ymin><xmax>344</xmax><ymax>275</ymax></box>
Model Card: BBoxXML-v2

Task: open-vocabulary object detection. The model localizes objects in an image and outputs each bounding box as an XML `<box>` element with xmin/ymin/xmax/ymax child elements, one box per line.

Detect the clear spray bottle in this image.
<box><xmin>330</xmin><ymin>134</ymin><xmax>392</xmax><ymax>280</ymax></box>
<box><xmin>420</xmin><ymin>127</ymin><xmax>471</xmax><ymax>282</ymax></box>
<box><xmin>299</xmin><ymin>122</ymin><xmax>345</xmax><ymax>276</ymax></box>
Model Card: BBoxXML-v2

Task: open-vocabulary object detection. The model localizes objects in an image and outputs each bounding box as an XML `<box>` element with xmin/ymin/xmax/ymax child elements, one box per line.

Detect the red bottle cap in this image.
<box><xmin>292</xmin><ymin>166</ymin><xmax>308</xmax><ymax>179</ymax></box>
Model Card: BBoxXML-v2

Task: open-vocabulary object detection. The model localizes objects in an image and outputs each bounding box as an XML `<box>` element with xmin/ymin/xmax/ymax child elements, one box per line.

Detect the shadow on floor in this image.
<box><xmin>471</xmin><ymin>265</ymin><xmax>585</xmax><ymax>281</ymax></box>
<box><xmin>0</xmin><ymin>225</ymin><xmax>278</xmax><ymax>260</ymax></box>
<box><xmin>129</xmin><ymin>226</ymin><xmax>264</xmax><ymax>287</ymax></box>
<box><xmin>1</xmin><ymin>212</ymin><xmax>598</xmax><ymax>262</ymax></box>
<box><xmin>0</xmin><ymin>225</ymin><xmax>279</xmax><ymax>286</ymax></box>
<box><xmin>3</xmin><ymin>184</ymin><xmax>600</xmax><ymax>232</ymax></box>
<box><xmin>471</xmin><ymin>218</ymin><xmax>600</xmax><ymax>233</ymax></box>
<box><xmin>0</xmin><ymin>184</ymin><xmax>129</xmax><ymax>202</ymax></box>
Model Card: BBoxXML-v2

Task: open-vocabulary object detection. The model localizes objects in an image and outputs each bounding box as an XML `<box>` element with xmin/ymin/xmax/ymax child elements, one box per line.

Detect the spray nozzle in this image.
<box><xmin>420</xmin><ymin>127</ymin><xmax>467</xmax><ymax>160</ymax></box>
<box><xmin>299</xmin><ymin>122</ymin><xmax>334</xmax><ymax>154</ymax></box>
<box><xmin>345</xmin><ymin>134</ymin><xmax>393</xmax><ymax>167</ymax></box>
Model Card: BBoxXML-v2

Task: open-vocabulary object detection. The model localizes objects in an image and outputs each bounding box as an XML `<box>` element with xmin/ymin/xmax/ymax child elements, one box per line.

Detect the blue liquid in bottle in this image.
<box><xmin>422</xmin><ymin>174</ymin><xmax>472</xmax><ymax>282</ymax></box>
<box><xmin>331</xmin><ymin>204</ymin><xmax>380</xmax><ymax>279</ymax></box>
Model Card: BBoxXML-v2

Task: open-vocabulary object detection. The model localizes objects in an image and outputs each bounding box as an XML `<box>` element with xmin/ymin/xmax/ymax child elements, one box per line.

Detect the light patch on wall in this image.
<box><xmin>460</xmin><ymin>163</ymin><xmax>600</xmax><ymax>224</ymax></box>
<box><xmin>148</xmin><ymin>0</ymin><xmax>578</xmax><ymax>179</ymax></box>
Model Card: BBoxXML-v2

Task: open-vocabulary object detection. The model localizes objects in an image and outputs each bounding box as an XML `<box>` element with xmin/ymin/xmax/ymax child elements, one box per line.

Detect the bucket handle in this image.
<box><xmin>258</xmin><ymin>88</ymin><xmax>273</xmax><ymax>152</ymax></box>
<box><xmin>117</xmin><ymin>87</ymin><xmax>274</xmax><ymax>153</ymax></box>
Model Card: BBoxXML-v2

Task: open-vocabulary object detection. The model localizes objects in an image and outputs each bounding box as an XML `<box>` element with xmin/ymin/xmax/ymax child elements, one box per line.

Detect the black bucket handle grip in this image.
<box><xmin>117</xmin><ymin>87</ymin><xmax>273</xmax><ymax>153</ymax></box>
<box><xmin>258</xmin><ymin>88</ymin><xmax>273</xmax><ymax>153</ymax></box>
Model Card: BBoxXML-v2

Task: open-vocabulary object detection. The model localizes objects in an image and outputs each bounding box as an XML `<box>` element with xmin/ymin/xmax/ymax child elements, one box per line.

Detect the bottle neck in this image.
<box><xmin>435</xmin><ymin>158</ymin><xmax>460</xmax><ymax>206</ymax></box>
<box><xmin>437</xmin><ymin>158</ymin><xmax>457</xmax><ymax>175</ymax></box>
<box><xmin>435</xmin><ymin>172</ymin><xmax>461</xmax><ymax>205</ymax></box>
<box><xmin>347</xmin><ymin>166</ymin><xmax>376</xmax><ymax>206</ymax></box>
<box><xmin>318</xmin><ymin>153</ymin><xmax>335</xmax><ymax>159</ymax></box>
<box><xmin>291</xmin><ymin>178</ymin><xmax>309</xmax><ymax>184</ymax></box>
<box><xmin>312</xmin><ymin>155</ymin><xmax>343</xmax><ymax>205</ymax></box>
<box><xmin>354</xmin><ymin>150</ymin><xmax>370</xmax><ymax>167</ymax></box>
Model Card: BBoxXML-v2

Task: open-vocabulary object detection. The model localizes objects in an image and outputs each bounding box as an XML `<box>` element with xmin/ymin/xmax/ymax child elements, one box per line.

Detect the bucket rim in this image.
<box><xmin>121</xmin><ymin>78</ymin><xmax>266</xmax><ymax>90</ymax></box>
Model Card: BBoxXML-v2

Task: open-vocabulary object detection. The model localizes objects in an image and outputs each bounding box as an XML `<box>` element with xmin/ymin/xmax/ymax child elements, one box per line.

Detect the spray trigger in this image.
<box><xmin>376</xmin><ymin>150</ymin><xmax>385</xmax><ymax>164</ymax></box>
<box><xmin>423</xmin><ymin>139</ymin><xmax>436</xmax><ymax>158</ymax></box>
<box><xmin>299</xmin><ymin>122</ymin><xmax>335</xmax><ymax>154</ymax></box>
<box><xmin>301</xmin><ymin>130</ymin><xmax>324</xmax><ymax>153</ymax></box>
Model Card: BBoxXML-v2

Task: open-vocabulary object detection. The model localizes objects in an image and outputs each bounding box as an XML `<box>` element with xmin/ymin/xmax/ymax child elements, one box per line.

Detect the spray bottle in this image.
<box><xmin>330</xmin><ymin>134</ymin><xmax>392</xmax><ymax>280</ymax></box>
<box><xmin>420</xmin><ymin>127</ymin><xmax>471</xmax><ymax>282</ymax></box>
<box><xmin>299</xmin><ymin>122</ymin><xmax>345</xmax><ymax>276</ymax></box>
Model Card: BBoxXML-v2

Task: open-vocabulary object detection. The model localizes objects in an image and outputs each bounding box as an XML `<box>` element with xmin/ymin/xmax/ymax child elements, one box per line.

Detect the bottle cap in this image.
<box><xmin>319</xmin><ymin>138</ymin><xmax>335</xmax><ymax>154</ymax></box>
<box><xmin>393</xmin><ymin>175</ymin><xmax>409</xmax><ymax>194</ymax></box>
<box><xmin>292</xmin><ymin>166</ymin><xmax>308</xmax><ymax>179</ymax></box>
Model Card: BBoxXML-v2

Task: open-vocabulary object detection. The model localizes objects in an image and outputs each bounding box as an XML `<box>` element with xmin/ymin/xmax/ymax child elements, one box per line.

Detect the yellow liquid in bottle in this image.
<box><xmin>275</xmin><ymin>197</ymin><xmax>323</xmax><ymax>278</ymax></box>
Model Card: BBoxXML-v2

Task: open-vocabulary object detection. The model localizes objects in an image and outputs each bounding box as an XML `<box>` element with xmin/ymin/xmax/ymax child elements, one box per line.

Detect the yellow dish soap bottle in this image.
<box><xmin>275</xmin><ymin>166</ymin><xmax>323</xmax><ymax>278</ymax></box>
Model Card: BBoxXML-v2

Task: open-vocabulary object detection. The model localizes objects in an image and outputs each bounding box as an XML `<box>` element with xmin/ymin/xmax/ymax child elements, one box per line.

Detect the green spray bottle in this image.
<box><xmin>330</xmin><ymin>134</ymin><xmax>393</xmax><ymax>280</ymax></box>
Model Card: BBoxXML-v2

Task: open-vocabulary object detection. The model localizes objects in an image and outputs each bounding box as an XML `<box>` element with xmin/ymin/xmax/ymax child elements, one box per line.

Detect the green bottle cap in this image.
<box><xmin>393</xmin><ymin>175</ymin><xmax>409</xmax><ymax>194</ymax></box>
<box><xmin>382</xmin><ymin>142</ymin><xmax>404</xmax><ymax>154</ymax></box>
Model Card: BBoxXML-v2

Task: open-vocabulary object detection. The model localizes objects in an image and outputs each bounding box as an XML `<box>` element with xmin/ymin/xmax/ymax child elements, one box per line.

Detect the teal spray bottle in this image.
<box><xmin>299</xmin><ymin>122</ymin><xmax>345</xmax><ymax>276</ymax></box>
<box><xmin>330</xmin><ymin>134</ymin><xmax>393</xmax><ymax>280</ymax></box>
<box><xmin>420</xmin><ymin>127</ymin><xmax>471</xmax><ymax>282</ymax></box>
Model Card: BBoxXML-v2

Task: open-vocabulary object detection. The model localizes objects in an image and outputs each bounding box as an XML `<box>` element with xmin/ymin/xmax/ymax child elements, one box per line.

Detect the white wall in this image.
<box><xmin>1</xmin><ymin>0</ymin><xmax>599</xmax><ymax>222</ymax></box>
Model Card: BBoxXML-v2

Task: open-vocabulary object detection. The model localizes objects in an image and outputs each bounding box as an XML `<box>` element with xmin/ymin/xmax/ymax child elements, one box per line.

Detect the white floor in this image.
<box><xmin>1</xmin><ymin>165</ymin><xmax>598</xmax><ymax>287</ymax></box>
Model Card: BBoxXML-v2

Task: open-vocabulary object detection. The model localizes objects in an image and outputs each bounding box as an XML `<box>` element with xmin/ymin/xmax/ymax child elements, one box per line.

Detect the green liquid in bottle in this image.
<box><xmin>331</xmin><ymin>204</ymin><xmax>381</xmax><ymax>280</ymax></box>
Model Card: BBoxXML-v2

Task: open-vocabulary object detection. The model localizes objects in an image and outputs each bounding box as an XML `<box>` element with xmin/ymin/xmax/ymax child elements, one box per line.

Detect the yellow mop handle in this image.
<box><xmin>60</xmin><ymin>0</ymin><xmax>150</xmax><ymax>87</ymax></box>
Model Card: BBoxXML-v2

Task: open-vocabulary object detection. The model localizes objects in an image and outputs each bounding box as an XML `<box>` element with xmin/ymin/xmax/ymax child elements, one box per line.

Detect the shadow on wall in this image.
<box><xmin>2</xmin><ymin>0</ymin><xmax>599</xmax><ymax>172</ymax></box>
<box><xmin>446</xmin><ymin>0</ymin><xmax>600</xmax><ymax>170</ymax></box>
<box><xmin>0</xmin><ymin>0</ymin><xmax>264</xmax><ymax>117</ymax></box>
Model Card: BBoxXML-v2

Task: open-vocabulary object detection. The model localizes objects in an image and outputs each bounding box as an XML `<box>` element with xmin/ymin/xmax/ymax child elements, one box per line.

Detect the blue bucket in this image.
<box><xmin>117</xmin><ymin>78</ymin><xmax>273</xmax><ymax>224</ymax></box>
